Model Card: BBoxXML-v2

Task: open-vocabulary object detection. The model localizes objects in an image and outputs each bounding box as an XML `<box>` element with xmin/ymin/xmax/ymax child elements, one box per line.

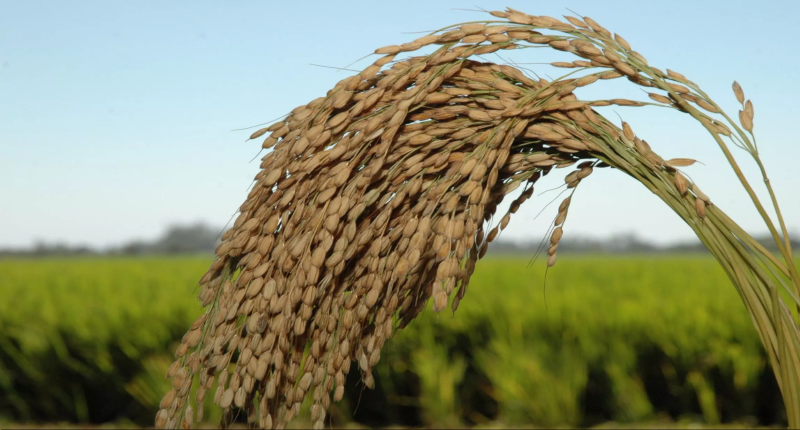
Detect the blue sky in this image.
<box><xmin>1</xmin><ymin>0</ymin><xmax>798</xmax><ymax>248</ymax></box>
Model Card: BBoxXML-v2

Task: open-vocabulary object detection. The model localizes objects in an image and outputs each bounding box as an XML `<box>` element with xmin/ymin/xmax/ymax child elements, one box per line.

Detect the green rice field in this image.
<box><xmin>0</xmin><ymin>255</ymin><xmax>790</xmax><ymax>428</ymax></box>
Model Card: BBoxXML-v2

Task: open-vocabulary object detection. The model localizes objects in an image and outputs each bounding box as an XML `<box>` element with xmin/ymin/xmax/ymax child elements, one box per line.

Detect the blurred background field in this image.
<box><xmin>0</xmin><ymin>253</ymin><xmax>791</xmax><ymax>428</ymax></box>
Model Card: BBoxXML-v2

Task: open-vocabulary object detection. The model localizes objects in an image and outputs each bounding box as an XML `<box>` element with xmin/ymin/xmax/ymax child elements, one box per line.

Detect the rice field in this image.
<box><xmin>0</xmin><ymin>255</ymin><xmax>788</xmax><ymax>428</ymax></box>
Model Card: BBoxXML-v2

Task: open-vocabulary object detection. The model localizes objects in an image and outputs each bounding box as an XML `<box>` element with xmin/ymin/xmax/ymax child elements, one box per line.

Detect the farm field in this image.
<box><xmin>0</xmin><ymin>255</ymin><xmax>790</xmax><ymax>428</ymax></box>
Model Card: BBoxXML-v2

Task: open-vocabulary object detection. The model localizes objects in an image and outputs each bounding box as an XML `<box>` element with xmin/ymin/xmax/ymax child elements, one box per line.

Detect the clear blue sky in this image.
<box><xmin>1</xmin><ymin>0</ymin><xmax>798</xmax><ymax>248</ymax></box>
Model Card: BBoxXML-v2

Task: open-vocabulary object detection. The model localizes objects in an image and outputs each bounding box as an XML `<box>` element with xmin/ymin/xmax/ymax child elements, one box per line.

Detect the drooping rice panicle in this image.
<box><xmin>156</xmin><ymin>8</ymin><xmax>800</xmax><ymax>429</ymax></box>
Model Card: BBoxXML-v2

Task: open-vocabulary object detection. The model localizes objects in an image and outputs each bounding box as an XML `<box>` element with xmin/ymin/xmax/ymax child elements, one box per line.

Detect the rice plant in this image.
<box><xmin>156</xmin><ymin>8</ymin><xmax>799</xmax><ymax>428</ymax></box>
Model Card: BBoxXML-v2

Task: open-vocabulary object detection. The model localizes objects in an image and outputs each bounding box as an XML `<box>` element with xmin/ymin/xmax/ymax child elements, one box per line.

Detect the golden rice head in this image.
<box><xmin>157</xmin><ymin>8</ymin><xmax>722</xmax><ymax>429</ymax></box>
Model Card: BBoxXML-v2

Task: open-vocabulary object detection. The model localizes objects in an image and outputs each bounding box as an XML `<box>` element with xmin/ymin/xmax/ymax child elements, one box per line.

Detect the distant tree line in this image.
<box><xmin>489</xmin><ymin>232</ymin><xmax>798</xmax><ymax>255</ymax></box>
<box><xmin>114</xmin><ymin>223</ymin><xmax>223</xmax><ymax>255</ymax></box>
<box><xmin>0</xmin><ymin>224</ymin><xmax>796</xmax><ymax>258</ymax></box>
<box><xmin>0</xmin><ymin>223</ymin><xmax>223</xmax><ymax>258</ymax></box>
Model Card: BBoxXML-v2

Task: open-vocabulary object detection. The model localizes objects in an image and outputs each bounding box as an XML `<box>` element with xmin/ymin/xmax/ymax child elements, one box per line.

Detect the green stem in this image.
<box><xmin>754</xmin><ymin>156</ymin><xmax>795</xmax><ymax>259</ymax></box>
<box><xmin>665</xmin><ymin>90</ymin><xmax>800</xmax><ymax>306</ymax></box>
